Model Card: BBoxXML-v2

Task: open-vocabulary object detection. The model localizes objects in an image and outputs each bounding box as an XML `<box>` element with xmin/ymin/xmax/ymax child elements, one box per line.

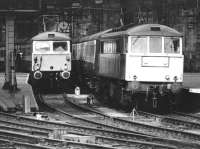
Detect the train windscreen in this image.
<box><xmin>149</xmin><ymin>37</ymin><xmax>162</xmax><ymax>53</ymax></box>
<box><xmin>35</xmin><ymin>42</ymin><xmax>50</xmax><ymax>52</ymax></box>
<box><xmin>164</xmin><ymin>37</ymin><xmax>180</xmax><ymax>54</ymax></box>
<box><xmin>53</xmin><ymin>42</ymin><xmax>68</xmax><ymax>51</ymax></box>
<box><xmin>130</xmin><ymin>37</ymin><xmax>147</xmax><ymax>53</ymax></box>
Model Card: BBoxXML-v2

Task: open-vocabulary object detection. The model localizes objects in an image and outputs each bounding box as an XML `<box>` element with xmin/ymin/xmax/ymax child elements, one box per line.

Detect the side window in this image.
<box><xmin>100</xmin><ymin>42</ymin><xmax>104</xmax><ymax>53</ymax></box>
<box><xmin>164</xmin><ymin>37</ymin><xmax>180</xmax><ymax>54</ymax></box>
<box><xmin>88</xmin><ymin>41</ymin><xmax>95</xmax><ymax>57</ymax></box>
<box><xmin>149</xmin><ymin>37</ymin><xmax>162</xmax><ymax>53</ymax></box>
<box><xmin>103</xmin><ymin>41</ymin><xmax>117</xmax><ymax>53</ymax></box>
<box><xmin>72</xmin><ymin>44</ymin><xmax>77</xmax><ymax>59</ymax></box>
<box><xmin>102</xmin><ymin>39</ymin><xmax>123</xmax><ymax>54</ymax></box>
<box><xmin>80</xmin><ymin>43</ymin><xmax>84</xmax><ymax>60</ymax></box>
<box><xmin>116</xmin><ymin>38</ymin><xmax>123</xmax><ymax>53</ymax></box>
<box><xmin>53</xmin><ymin>42</ymin><xmax>67</xmax><ymax>51</ymax></box>
<box><xmin>35</xmin><ymin>42</ymin><xmax>50</xmax><ymax>52</ymax></box>
<box><xmin>76</xmin><ymin>44</ymin><xmax>81</xmax><ymax>59</ymax></box>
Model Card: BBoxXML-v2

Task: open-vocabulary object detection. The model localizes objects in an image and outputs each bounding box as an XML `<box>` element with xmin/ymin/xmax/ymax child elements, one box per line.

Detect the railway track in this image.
<box><xmin>55</xmin><ymin>94</ymin><xmax>200</xmax><ymax>144</ymax></box>
<box><xmin>36</xmin><ymin>93</ymin><xmax>144</xmax><ymax>135</ymax></box>
<box><xmin>0</xmin><ymin>118</ymin><xmax>175</xmax><ymax>149</ymax></box>
<box><xmin>171</xmin><ymin>111</ymin><xmax>200</xmax><ymax>123</ymax></box>
<box><xmin>0</xmin><ymin>138</ymin><xmax>55</xmax><ymax>149</ymax></box>
<box><xmin>35</xmin><ymin>94</ymin><xmax>181</xmax><ymax>148</ymax></box>
<box><xmin>0</xmin><ymin>110</ymin><xmax>180</xmax><ymax>149</ymax></box>
<box><xmin>134</xmin><ymin>110</ymin><xmax>200</xmax><ymax>133</ymax></box>
<box><xmin>1</xmin><ymin>90</ymin><xmax>198</xmax><ymax>148</ymax></box>
<box><xmin>35</xmin><ymin>93</ymin><xmax>200</xmax><ymax>149</ymax></box>
<box><xmin>0</xmin><ymin>116</ymin><xmax>117</xmax><ymax>149</ymax></box>
<box><xmin>0</xmin><ymin>129</ymin><xmax>116</xmax><ymax>149</ymax></box>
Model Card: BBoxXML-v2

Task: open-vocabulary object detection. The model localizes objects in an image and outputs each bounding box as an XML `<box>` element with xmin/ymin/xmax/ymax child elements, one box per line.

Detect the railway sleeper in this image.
<box><xmin>0</xmin><ymin>129</ymin><xmax>116</xmax><ymax>149</ymax></box>
<box><xmin>0</xmin><ymin>112</ymin><xmax>200</xmax><ymax>148</ymax></box>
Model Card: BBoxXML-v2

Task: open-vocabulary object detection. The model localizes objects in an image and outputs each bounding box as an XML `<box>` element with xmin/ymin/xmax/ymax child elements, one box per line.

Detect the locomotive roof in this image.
<box><xmin>101</xmin><ymin>24</ymin><xmax>183</xmax><ymax>38</ymax></box>
<box><xmin>32</xmin><ymin>31</ymin><xmax>70</xmax><ymax>41</ymax></box>
<box><xmin>75</xmin><ymin>28</ymin><xmax>112</xmax><ymax>43</ymax></box>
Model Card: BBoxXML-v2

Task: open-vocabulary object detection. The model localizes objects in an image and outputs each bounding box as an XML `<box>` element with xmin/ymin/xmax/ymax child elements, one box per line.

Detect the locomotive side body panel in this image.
<box><xmin>98</xmin><ymin>54</ymin><xmax>125</xmax><ymax>79</ymax></box>
<box><xmin>72</xmin><ymin>40</ymin><xmax>96</xmax><ymax>76</ymax></box>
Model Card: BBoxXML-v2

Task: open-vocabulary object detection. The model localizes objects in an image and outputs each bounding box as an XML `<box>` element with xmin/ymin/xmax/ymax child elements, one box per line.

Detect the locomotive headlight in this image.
<box><xmin>66</xmin><ymin>55</ymin><xmax>71</xmax><ymax>62</ymax></box>
<box><xmin>33</xmin><ymin>64</ymin><xmax>40</xmax><ymax>71</ymax></box>
<box><xmin>165</xmin><ymin>75</ymin><xmax>170</xmax><ymax>81</ymax></box>
<box><xmin>64</xmin><ymin>63</ymin><xmax>68</xmax><ymax>71</ymax></box>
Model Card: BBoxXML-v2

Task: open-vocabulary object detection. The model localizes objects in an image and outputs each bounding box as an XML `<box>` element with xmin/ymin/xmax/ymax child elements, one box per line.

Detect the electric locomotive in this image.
<box><xmin>72</xmin><ymin>24</ymin><xmax>184</xmax><ymax>112</ymax></box>
<box><xmin>28</xmin><ymin>31</ymin><xmax>71</xmax><ymax>91</ymax></box>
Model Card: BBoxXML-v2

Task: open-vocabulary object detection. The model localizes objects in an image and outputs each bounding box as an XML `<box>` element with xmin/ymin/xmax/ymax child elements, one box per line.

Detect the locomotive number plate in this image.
<box><xmin>141</xmin><ymin>56</ymin><xmax>169</xmax><ymax>67</ymax></box>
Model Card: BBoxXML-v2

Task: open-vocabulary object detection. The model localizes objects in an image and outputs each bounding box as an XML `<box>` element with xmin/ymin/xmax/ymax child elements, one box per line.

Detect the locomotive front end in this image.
<box><xmin>29</xmin><ymin>32</ymin><xmax>71</xmax><ymax>90</ymax></box>
<box><xmin>125</xmin><ymin>36</ymin><xmax>183</xmax><ymax>93</ymax></box>
<box><xmin>123</xmin><ymin>25</ymin><xmax>184</xmax><ymax>112</ymax></box>
<box><xmin>32</xmin><ymin>40</ymin><xmax>71</xmax><ymax>80</ymax></box>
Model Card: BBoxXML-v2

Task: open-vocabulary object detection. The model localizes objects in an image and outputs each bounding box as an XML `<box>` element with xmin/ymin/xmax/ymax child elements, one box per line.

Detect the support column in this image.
<box><xmin>3</xmin><ymin>15</ymin><xmax>17</xmax><ymax>91</ymax></box>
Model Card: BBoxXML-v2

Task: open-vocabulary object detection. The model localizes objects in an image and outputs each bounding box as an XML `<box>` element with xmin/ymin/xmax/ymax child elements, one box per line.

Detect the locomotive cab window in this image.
<box><xmin>53</xmin><ymin>42</ymin><xmax>68</xmax><ymax>52</ymax></box>
<box><xmin>149</xmin><ymin>37</ymin><xmax>162</xmax><ymax>53</ymax></box>
<box><xmin>35</xmin><ymin>42</ymin><xmax>50</xmax><ymax>52</ymax></box>
<box><xmin>130</xmin><ymin>37</ymin><xmax>147</xmax><ymax>53</ymax></box>
<box><xmin>164</xmin><ymin>37</ymin><xmax>180</xmax><ymax>54</ymax></box>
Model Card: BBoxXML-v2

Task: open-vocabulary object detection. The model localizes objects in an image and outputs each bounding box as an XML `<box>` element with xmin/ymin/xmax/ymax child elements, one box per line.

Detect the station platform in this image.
<box><xmin>183</xmin><ymin>73</ymin><xmax>200</xmax><ymax>93</ymax></box>
<box><xmin>183</xmin><ymin>73</ymin><xmax>200</xmax><ymax>88</ymax></box>
<box><xmin>0</xmin><ymin>73</ymin><xmax>38</xmax><ymax>112</ymax></box>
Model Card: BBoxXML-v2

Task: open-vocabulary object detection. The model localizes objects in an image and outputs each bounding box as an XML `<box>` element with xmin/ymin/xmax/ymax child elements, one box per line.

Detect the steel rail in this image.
<box><xmin>0</xmin><ymin>110</ymin><xmax>197</xmax><ymax>148</ymax></box>
<box><xmin>0</xmin><ymin>112</ymin><xmax>166</xmax><ymax>142</ymax></box>
<box><xmin>0</xmin><ymin>124</ymin><xmax>49</xmax><ymax>137</ymax></box>
<box><xmin>0</xmin><ymin>129</ymin><xmax>116</xmax><ymax>149</ymax></box>
<box><xmin>173</xmin><ymin>111</ymin><xmax>200</xmax><ymax>122</ymax></box>
<box><xmin>38</xmin><ymin>94</ymin><xmax>200</xmax><ymax>149</ymax></box>
<box><xmin>0</xmin><ymin>138</ymin><xmax>54</xmax><ymax>149</ymax></box>
<box><xmin>137</xmin><ymin>110</ymin><xmax>200</xmax><ymax>129</ymax></box>
<box><xmin>0</xmin><ymin>114</ymin><xmax>175</xmax><ymax>149</ymax></box>
<box><xmin>38</xmin><ymin>93</ymin><xmax>151</xmax><ymax>135</ymax></box>
<box><xmin>63</xmin><ymin>95</ymin><xmax>200</xmax><ymax>143</ymax></box>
